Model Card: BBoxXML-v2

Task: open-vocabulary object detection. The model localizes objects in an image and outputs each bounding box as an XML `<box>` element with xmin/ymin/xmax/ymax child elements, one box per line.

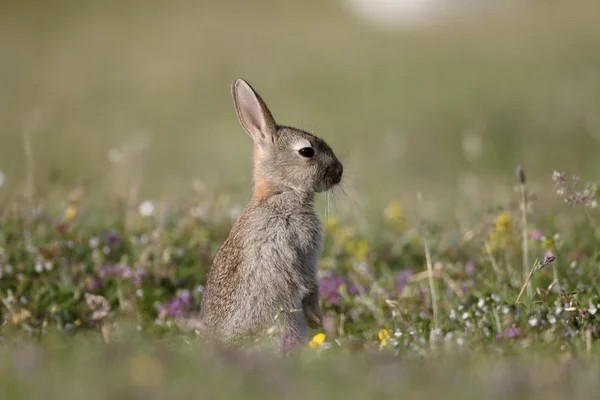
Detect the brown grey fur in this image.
<box><xmin>199</xmin><ymin>79</ymin><xmax>343</xmax><ymax>349</ymax></box>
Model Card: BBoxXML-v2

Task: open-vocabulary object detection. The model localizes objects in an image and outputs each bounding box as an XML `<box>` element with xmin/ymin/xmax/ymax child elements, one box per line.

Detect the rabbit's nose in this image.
<box><xmin>332</xmin><ymin>162</ymin><xmax>343</xmax><ymax>183</ymax></box>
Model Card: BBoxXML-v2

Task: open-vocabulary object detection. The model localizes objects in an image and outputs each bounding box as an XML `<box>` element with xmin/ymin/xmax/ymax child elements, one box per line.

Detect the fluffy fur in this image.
<box><xmin>199</xmin><ymin>79</ymin><xmax>343</xmax><ymax>349</ymax></box>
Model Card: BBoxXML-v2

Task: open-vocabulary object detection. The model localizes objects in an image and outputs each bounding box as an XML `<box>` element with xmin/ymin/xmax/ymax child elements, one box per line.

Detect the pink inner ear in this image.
<box><xmin>236</xmin><ymin>82</ymin><xmax>267</xmax><ymax>140</ymax></box>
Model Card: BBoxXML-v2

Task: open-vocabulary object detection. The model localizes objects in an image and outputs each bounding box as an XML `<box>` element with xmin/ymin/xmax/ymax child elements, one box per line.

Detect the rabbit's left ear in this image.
<box><xmin>231</xmin><ymin>79</ymin><xmax>277</xmax><ymax>145</ymax></box>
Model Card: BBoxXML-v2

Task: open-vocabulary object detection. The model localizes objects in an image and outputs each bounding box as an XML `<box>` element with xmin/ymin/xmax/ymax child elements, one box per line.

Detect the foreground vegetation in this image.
<box><xmin>1</xmin><ymin>168</ymin><xmax>600</xmax><ymax>398</ymax></box>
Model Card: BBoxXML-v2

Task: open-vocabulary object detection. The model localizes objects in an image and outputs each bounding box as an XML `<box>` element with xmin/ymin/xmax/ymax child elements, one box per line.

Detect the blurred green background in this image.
<box><xmin>2</xmin><ymin>0</ymin><xmax>600</xmax><ymax>218</ymax></box>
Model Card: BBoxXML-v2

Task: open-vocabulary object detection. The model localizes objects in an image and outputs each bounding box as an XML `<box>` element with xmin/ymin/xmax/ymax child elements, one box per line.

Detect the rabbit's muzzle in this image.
<box><xmin>326</xmin><ymin>161</ymin><xmax>343</xmax><ymax>188</ymax></box>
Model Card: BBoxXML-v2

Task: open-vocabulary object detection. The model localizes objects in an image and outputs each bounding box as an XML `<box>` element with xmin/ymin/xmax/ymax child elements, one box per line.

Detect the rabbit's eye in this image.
<box><xmin>298</xmin><ymin>147</ymin><xmax>315</xmax><ymax>158</ymax></box>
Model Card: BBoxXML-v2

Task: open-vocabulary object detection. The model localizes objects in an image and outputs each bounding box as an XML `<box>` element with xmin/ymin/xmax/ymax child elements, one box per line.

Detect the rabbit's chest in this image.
<box><xmin>246</xmin><ymin>211</ymin><xmax>322</xmax><ymax>280</ymax></box>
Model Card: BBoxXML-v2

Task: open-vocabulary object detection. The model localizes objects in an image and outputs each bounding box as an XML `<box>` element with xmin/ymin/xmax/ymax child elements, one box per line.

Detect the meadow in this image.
<box><xmin>2</xmin><ymin>0</ymin><xmax>600</xmax><ymax>398</ymax></box>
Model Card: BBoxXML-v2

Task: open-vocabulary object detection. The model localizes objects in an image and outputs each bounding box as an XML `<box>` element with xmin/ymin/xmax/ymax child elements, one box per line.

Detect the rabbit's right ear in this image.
<box><xmin>231</xmin><ymin>79</ymin><xmax>277</xmax><ymax>145</ymax></box>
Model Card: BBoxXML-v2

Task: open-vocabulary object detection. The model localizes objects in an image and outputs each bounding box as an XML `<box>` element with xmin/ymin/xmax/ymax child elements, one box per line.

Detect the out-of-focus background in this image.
<box><xmin>2</xmin><ymin>0</ymin><xmax>600</xmax><ymax>217</ymax></box>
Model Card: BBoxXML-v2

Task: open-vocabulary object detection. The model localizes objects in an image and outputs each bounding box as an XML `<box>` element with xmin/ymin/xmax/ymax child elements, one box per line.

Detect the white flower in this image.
<box><xmin>35</xmin><ymin>263</ymin><xmax>43</xmax><ymax>273</ymax></box>
<box><xmin>477</xmin><ymin>298</ymin><xmax>485</xmax><ymax>309</ymax></box>
<box><xmin>89</xmin><ymin>237</ymin><xmax>100</xmax><ymax>249</ymax></box>
<box><xmin>528</xmin><ymin>317</ymin><xmax>539</xmax><ymax>327</ymax></box>
<box><xmin>0</xmin><ymin>169</ymin><xmax>5</xmax><ymax>188</ymax></box>
<box><xmin>139</xmin><ymin>200</ymin><xmax>155</xmax><ymax>217</ymax></box>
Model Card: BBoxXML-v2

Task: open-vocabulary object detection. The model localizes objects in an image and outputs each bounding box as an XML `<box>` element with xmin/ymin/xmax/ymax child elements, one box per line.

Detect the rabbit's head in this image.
<box><xmin>231</xmin><ymin>79</ymin><xmax>343</xmax><ymax>198</ymax></box>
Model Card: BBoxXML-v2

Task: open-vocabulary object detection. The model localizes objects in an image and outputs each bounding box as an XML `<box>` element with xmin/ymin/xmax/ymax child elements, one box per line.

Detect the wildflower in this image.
<box><xmin>384</xmin><ymin>200</ymin><xmax>404</xmax><ymax>225</ymax></box>
<box><xmin>309</xmin><ymin>333</ymin><xmax>326</xmax><ymax>349</ymax></box>
<box><xmin>105</xmin><ymin>230</ymin><xmax>121</xmax><ymax>245</ymax></box>
<box><xmin>378</xmin><ymin>329</ymin><xmax>391</xmax><ymax>346</ymax></box>
<box><xmin>465</xmin><ymin>261</ymin><xmax>476</xmax><ymax>276</ymax></box>
<box><xmin>319</xmin><ymin>274</ymin><xmax>347</xmax><ymax>305</ymax></box>
<box><xmin>325</xmin><ymin>216</ymin><xmax>340</xmax><ymax>231</ymax></box>
<box><xmin>528</xmin><ymin>317</ymin><xmax>539</xmax><ymax>327</ymax></box>
<box><xmin>531</xmin><ymin>230</ymin><xmax>543</xmax><ymax>241</ymax></box>
<box><xmin>395</xmin><ymin>268</ymin><xmax>415</xmax><ymax>294</ymax></box>
<box><xmin>504</xmin><ymin>327</ymin><xmax>520</xmax><ymax>339</ymax></box>
<box><xmin>159</xmin><ymin>290</ymin><xmax>193</xmax><ymax>318</ymax></box>
<box><xmin>139</xmin><ymin>200</ymin><xmax>155</xmax><ymax>217</ymax></box>
<box><xmin>542</xmin><ymin>236</ymin><xmax>554</xmax><ymax>249</ymax></box>
<box><xmin>89</xmin><ymin>237</ymin><xmax>100</xmax><ymax>248</ymax></box>
<box><xmin>64</xmin><ymin>205</ymin><xmax>77</xmax><ymax>221</ymax></box>
<box><xmin>85</xmin><ymin>293</ymin><xmax>110</xmax><ymax>320</ymax></box>
<box><xmin>100</xmin><ymin>264</ymin><xmax>132</xmax><ymax>279</ymax></box>
<box><xmin>495</xmin><ymin>212</ymin><xmax>512</xmax><ymax>233</ymax></box>
<box><xmin>346</xmin><ymin>239</ymin><xmax>369</xmax><ymax>260</ymax></box>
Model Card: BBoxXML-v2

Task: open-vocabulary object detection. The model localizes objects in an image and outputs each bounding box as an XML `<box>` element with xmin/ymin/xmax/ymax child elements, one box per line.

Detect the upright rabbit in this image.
<box><xmin>199</xmin><ymin>79</ymin><xmax>343</xmax><ymax>349</ymax></box>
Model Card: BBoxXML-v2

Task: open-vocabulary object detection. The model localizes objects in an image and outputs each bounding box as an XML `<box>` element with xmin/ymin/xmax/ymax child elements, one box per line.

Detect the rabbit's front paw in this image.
<box><xmin>302</xmin><ymin>300</ymin><xmax>323</xmax><ymax>329</ymax></box>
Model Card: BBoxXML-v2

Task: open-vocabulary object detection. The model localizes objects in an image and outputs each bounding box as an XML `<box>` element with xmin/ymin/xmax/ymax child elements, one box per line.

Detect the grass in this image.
<box><xmin>2</xmin><ymin>0</ymin><xmax>600</xmax><ymax>398</ymax></box>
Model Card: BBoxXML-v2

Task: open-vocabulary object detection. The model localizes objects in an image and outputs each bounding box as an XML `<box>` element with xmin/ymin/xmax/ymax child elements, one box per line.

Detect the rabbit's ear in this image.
<box><xmin>231</xmin><ymin>79</ymin><xmax>277</xmax><ymax>144</ymax></box>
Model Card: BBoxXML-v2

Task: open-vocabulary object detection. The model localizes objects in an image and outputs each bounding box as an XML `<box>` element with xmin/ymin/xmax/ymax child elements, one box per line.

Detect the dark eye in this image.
<box><xmin>298</xmin><ymin>147</ymin><xmax>315</xmax><ymax>158</ymax></box>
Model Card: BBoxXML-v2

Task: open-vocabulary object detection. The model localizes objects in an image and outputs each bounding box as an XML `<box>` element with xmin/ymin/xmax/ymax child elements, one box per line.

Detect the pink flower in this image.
<box><xmin>531</xmin><ymin>230</ymin><xmax>543</xmax><ymax>241</ymax></box>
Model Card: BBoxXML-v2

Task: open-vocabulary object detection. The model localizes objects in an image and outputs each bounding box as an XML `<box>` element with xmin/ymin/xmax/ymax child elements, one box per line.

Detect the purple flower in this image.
<box><xmin>465</xmin><ymin>261</ymin><xmax>476</xmax><ymax>276</ymax></box>
<box><xmin>395</xmin><ymin>269</ymin><xmax>415</xmax><ymax>294</ymax></box>
<box><xmin>99</xmin><ymin>264</ymin><xmax>132</xmax><ymax>278</ymax></box>
<box><xmin>504</xmin><ymin>327</ymin><xmax>520</xmax><ymax>339</ymax></box>
<box><xmin>320</xmin><ymin>275</ymin><xmax>346</xmax><ymax>305</ymax></box>
<box><xmin>86</xmin><ymin>279</ymin><xmax>104</xmax><ymax>291</ymax></box>
<box><xmin>348</xmin><ymin>284</ymin><xmax>362</xmax><ymax>296</ymax></box>
<box><xmin>160</xmin><ymin>290</ymin><xmax>193</xmax><ymax>318</ymax></box>
<box><xmin>133</xmin><ymin>268</ymin><xmax>146</xmax><ymax>287</ymax></box>
<box><xmin>319</xmin><ymin>274</ymin><xmax>361</xmax><ymax>305</ymax></box>
<box><xmin>105</xmin><ymin>230</ymin><xmax>121</xmax><ymax>245</ymax></box>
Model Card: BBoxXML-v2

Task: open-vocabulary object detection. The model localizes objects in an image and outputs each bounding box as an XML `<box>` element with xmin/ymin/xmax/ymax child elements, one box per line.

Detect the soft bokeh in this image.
<box><xmin>2</xmin><ymin>0</ymin><xmax>600</xmax><ymax>218</ymax></box>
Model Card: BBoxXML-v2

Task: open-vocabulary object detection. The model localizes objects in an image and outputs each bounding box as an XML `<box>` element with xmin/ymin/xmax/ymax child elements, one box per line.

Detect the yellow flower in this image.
<box><xmin>334</xmin><ymin>228</ymin><xmax>352</xmax><ymax>244</ymax></box>
<box><xmin>495</xmin><ymin>212</ymin><xmax>512</xmax><ymax>233</ymax></box>
<box><xmin>309</xmin><ymin>333</ymin><xmax>326</xmax><ymax>349</ymax></box>
<box><xmin>346</xmin><ymin>239</ymin><xmax>370</xmax><ymax>260</ymax></box>
<box><xmin>542</xmin><ymin>236</ymin><xmax>554</xmax><ymax>249</ymax></box>
<box><xmin>325</xmin><ymin>216</ymin><xmax>340</xmax><ymax>231</ymax></box>
<box><xmin>64</xmin><ymin>205</ymin><xmax>78</xmax><ymax>221</ymax></box>
<box><xmin>384</xmin><ymin>200</ymin><xmax>404</xmax><ymax>224</ymax></box>
<box><xmin>378</xmin><ymin>328</ymin><xmax>392</xmax><ymax>346</ymax></box>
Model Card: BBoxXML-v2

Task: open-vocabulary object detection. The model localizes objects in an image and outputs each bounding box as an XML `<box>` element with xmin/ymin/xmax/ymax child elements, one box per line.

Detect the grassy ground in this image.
<box><xmin>2</xmin><ymin>0</ymin><xmax>600</xmax><ymax>398</ymax></box>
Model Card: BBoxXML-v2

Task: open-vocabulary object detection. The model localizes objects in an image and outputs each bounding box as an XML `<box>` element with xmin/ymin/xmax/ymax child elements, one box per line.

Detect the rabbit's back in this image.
<box><xmin>200</xmin><ymin>191</ymin><xmax>322</xmax><ymax>346</ymax></box>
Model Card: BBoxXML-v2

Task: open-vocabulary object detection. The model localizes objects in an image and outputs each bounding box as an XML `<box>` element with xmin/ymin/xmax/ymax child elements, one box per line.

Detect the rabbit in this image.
<box><xmin>199</xmin><ymin>78</ymin><xmax>343</xmax><ymax>350</ymax></box>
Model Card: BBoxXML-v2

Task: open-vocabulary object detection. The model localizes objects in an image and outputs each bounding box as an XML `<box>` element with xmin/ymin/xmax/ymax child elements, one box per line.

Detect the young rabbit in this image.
<box><xmin>199</xmin><ymin>79</ymin><xmax>343</xmax><ymax>349</ymax></box>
